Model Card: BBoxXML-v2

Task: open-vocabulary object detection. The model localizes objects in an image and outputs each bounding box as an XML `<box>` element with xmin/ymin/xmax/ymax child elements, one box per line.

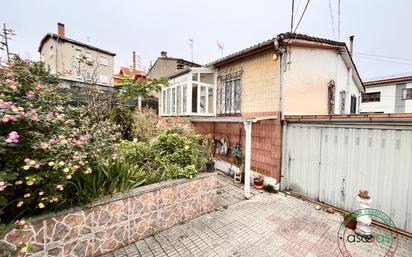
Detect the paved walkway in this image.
<box><xmin>106</xmin><ymin>173</ymin><xmax>412</xmax><ymax>257</ymax></box>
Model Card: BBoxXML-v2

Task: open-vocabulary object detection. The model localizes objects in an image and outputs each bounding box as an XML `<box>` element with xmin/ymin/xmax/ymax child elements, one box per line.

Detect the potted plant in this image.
<box><xmin>206</xmin><ymin>135</ymin><xmax>215</xmax><ymax>172</ymax></box>
<box><xmin>343</xmin><ymin>211</ymin><xmax>357</xmax><ymax>230</ymax></box>
<box><xmin>253</xmin><ymin>175</ymin><xmax>264</xmax><ymax>190</ymax></box>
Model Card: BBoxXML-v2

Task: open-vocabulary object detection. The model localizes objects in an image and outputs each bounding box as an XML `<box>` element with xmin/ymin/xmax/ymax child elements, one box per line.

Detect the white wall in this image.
<box><xmin>283</xmin><ymin>46</ymin><xmax>362</xmax><ymax>115</ymax></box>
<box><xmin>359</xmin><ymin>81</ymin><xmax>412</xmax><ymax>113</ymax></box>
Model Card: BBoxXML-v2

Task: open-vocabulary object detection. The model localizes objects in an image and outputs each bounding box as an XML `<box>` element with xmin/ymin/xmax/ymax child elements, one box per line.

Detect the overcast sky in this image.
<box><xmin>2</xmin><ymin>0</ymin><xmax>411</xmax><ymax>80</ymax></box>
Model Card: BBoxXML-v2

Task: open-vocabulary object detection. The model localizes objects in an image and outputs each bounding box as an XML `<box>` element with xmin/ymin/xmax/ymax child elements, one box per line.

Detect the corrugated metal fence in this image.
<box><xmin>282</xmin><ymin>123</ymin><xmax>412</xmax><ymax>233</ymax></box>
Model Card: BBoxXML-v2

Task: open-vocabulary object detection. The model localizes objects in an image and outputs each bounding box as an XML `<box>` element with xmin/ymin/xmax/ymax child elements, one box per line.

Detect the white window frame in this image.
<box><xmin>99</xmin><ymin>56</ymin><xmax>108</xmax><ymax>66</ymax></box>
<box><xmin>75</xmin><ymin>49</ymin><xmax>82</xmax><ymax>59</ymax></box>
<box><xmin>161</xmin><ymin>69</ymin><xmax>216</xmax><ymax>117</ymax></box>
<box><xmin>99</xmin><ymin>75</ymin><xmax>108</xmax><ymax>84</ymax></box>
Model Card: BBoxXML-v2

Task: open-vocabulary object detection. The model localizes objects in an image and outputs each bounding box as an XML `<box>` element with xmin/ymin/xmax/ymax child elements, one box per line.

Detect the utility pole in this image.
<box><xmin>1</xmin><ymin>23</ymin><xmax>16</xmax><ymax>63</ymax></box>
<box><xmin>217</xmin><ymin>41</ymin><xmax>224</xmax><ymax>57</ymax></box>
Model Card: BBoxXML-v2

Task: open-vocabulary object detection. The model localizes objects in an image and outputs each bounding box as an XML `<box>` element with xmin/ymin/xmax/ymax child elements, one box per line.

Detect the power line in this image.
<box><xmin>353</xmin><ymin>55</ymin><xmax>412</xmax><ymax>66</ymax></box>
<box><xmin>354</xmin><ymin>52</ymin><xmax>412</xmax><ymax>62</ymax></box>
<box><xmin>328</xmin><ymin>0</ymin><xmax>335</xmax><ymax>39</ymax></box>
<box><xmin>293</xmin><ymin>0</ymin><xmax>311</xmax><ymax>33</ymax></box>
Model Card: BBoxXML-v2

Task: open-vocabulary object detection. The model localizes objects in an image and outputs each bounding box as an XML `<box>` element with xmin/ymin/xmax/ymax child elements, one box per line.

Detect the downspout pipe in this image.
<box><xmin>274</xmin><ymin>39</ymin><xmax>285</xmax><ymax>119</ymax></box>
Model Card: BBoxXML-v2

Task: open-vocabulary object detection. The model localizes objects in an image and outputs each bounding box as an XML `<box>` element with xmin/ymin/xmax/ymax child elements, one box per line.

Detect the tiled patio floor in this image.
<box><xmin>106</xmin><ymin>173</ymin><xmax>412</xmax><ymax>257</ymax></box>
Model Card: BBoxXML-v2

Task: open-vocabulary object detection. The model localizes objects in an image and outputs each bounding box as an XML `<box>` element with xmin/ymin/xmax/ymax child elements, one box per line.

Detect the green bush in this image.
<box><xmin>0</xmin><ymin>57</ymin><xmax>119</xmax><ymax>224</ymax></box>
<box><xmin>67</xmin><ymin>161</ymin><xmax>146</xmax><ymax>205</ymax></box>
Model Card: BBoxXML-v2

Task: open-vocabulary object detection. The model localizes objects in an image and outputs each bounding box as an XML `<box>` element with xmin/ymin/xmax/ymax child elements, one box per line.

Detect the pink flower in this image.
<box><xmin>34</xmin><ymin>163</ymin><xmax>40</xmax><ymax>169</ymax></box>
<box><xmin>18</xmin><ymin>111</ymin><xmax>25</xmax><ymax>117</ymax></box>
<box><xmin>85</xmin><ymin>168</ymin><xmax>92</xmax><ymax>174</ymax></box>
<box><xmin>16</xmin><ymin>201</ymin><xmax>24</xmax><ymax>207</ymax></box>
<box><xmin>0</xmin><ymin>181</ymin><xmax>6</xmax><ymax>191</ymax></box>
<box><xmin>1</xmin><ymin>115</ymin><xmax>10</xmax><ymax>123</ymax></box>
<box><xmin>7</xmin><ymin>228</ymin><xmax>17</xmax><ymax>237</ymax></box>
<box><xmin>24</xmin><ymin>158</ymin><xmax>30</xmax><ymax>163</ymax></box>
<box><xmin>25</xmin><ymin>91</ymin><xmax>34</xmax><ymax>98</ymax></box>
<box><xmin>5</xmin><ymin>131</ymin><xmax>19</xmax><ymax>144</ymax></box>
<box><xmin>35</xmin><ymin>84</ymin><xmax>42</xmax><ymax>91</ymax></box>
<box><xmin>75</xmin><ymin>141</ymin><xmax>83</xmax><ymax>148</ymax></box>
<box><xmin>40</xmin><ymin>142</ymin><xmax>48</xmax><ymax>149</ymax></box>
<box><xmin>0</xmin><ymin>100</ymin><xmax>13</xmax><ymax>109</ymax></box>
<box><xmin>47</xmin><ymin>112</ymin><xmax>54</xmax><ymax>118</ymax></box>
<box><xmin>56</xmin><ymin>184</ymin><xmax>64</xmax><ymax>191</ymax></box>
<box><xmin>8</xmin><ymin>115</ymin><xmax>16</xmax><ymax>121</ymax></box>
<box><xmin>23</xmin><ymin>193</ymin><xmax>31</xmax><ymax>198</ymax></box>
<box><xmin>31</xmin><ymin>115</ymin><xmax>38</xmax><ymax>121</ymax></box>
<box><xmin>49</xmin><ymin>138</ymin><xmax>57</xmax><ymax>145</ymax></box>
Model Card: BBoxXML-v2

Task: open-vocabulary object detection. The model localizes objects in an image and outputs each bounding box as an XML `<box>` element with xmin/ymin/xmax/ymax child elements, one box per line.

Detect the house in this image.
<box><xmin>159</xmin><ymin>33</ymin><xmax>364</xmax><ymax>197</ymax></box>
<box><xmin>113</xmin><ymin>51</ymin><xmax>146</xmax><ymax>85</ymax></box>
<box><xmin>38</xmin><ymin>23</ymin><xmax>116</xmax><ymax>103</ymax></box>
<box><xmin>147</xmin><ymin>51</ymin><xmax>201</xmax><ymax>79</ymax></box>
<box><xmin>359</xmin><ymin>74</ymin><xmax>412</xmax><ymax>113</ymax></box>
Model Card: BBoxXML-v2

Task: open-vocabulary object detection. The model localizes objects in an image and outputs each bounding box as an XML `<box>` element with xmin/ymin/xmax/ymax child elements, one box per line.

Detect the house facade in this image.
<box><xmin>159</xmin><ymin>33</ymin><xmax>364</xmax><ymax>188</ymax></box>
<box><xmin>359</xmin><ymin>75</ymin><xmax>412</xmax><ymax>113</ymax></box>
<box><xmin>38</xmin><ymin>23</ymin><xmax>116</xmax><ymax>88</ymax></box>
<box><xmin>147</xmin><ymin>51</ymin><xmax>201</xmax><ymax>79</ymax></box>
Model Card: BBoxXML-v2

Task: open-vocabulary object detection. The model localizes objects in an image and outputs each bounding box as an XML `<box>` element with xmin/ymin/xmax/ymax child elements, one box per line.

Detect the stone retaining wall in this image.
<box><xmin>1</xmin><ymin>173</ymin><xmax>217</xmax><ymax>257</ymax></box>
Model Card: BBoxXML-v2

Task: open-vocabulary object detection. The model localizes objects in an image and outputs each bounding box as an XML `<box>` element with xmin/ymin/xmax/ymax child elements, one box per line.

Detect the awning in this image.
<box><xmin>191</xmin><ymin>115</ymin><xmax>278</xmax><ymax>123</ymax></box>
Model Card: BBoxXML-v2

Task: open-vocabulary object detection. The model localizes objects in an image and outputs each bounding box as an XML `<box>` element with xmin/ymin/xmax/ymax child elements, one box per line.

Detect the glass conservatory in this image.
<box><xmin>161</xmin><ymin>68</ymin><xmax>216</xmax><ymax>116</ymax></box>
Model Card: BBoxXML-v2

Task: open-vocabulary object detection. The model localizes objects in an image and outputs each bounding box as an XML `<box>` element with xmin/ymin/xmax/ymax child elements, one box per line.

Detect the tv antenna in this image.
<box><xmin>217</xmin><ymin>41</ymin><xmax>224</xmax><ymax>57</ymax></box>
<box><xmin>188</xmin><ymin>38</ymin><xmax>194</xmax><ymax>62</ymax></box>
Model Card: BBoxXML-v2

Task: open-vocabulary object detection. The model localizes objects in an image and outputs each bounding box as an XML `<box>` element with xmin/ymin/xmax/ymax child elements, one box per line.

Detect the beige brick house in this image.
<box><xmin>159</xmin><ymin>33</ymin><xmax>364</xmax><ymax>194</ymax></box>
<box><xmin>38</xmin><ymin>23</ymin><xmax>116</xmax><ymax>88</ymax></box>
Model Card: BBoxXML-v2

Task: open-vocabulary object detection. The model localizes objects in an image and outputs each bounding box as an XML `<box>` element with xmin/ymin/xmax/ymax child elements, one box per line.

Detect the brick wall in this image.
<box><xmin>193</xmin><ymin>119</ymin><xmax>282</xmax><ymax>181</ymax></box>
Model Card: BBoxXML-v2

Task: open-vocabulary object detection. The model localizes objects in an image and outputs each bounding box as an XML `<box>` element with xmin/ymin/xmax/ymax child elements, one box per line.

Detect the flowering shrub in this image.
<box><xmin>0</xmin><ymin>57</ymin><xmax>119</xmax><ymax>225</ymax></box>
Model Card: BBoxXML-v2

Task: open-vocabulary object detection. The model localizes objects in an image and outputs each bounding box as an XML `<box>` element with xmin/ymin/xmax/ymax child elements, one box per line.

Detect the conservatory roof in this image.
<box><xmin>191</xmin><ymin>116</ymin><xmax>278</xmax><ymax>123</ymax></box>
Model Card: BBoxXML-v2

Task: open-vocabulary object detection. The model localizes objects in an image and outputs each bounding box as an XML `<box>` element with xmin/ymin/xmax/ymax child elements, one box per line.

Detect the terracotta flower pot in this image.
<box><xmin>253</xmin><ymin>178</ymin><xmax>264</xmax><ymax>190</ymax></box>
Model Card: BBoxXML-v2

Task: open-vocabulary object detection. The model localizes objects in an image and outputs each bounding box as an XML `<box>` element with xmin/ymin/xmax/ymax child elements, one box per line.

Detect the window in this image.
<box><xmin>99</xmin><ymin>75</ymin><xmax>108</xmax><ymax>84</ymax></box>
<box><xmin>208</xmin><ymin>88</ymin><xmax>214</xmax><ymax>113</ymax></box>
<box><xmin>172</xmin><ymin>88</ymin><xmax>176</xmax><ymax>113</ymax></box>
<box><xmin>200</xmin><ymin>86</ymin><xmax>206</xmax><ymax>113</ymax></box>
<box><xmin>220</xmin><ymin>78</ymin><xmax>241</xmax><ymax>114</ymax></box>
<box><xmin>340</xmin><ymin>90</ymin><xmax>346</xmax><ymax>114</ymax></box>
<box><xmin>85</xmin><ymin>52</ymin><xmax>93</xmax><ymax>63</ymax></box>
<box><xmin>86</xmin><ymin>72</ymin><xmax>91</xmax><ymax>81</ymax></box>
<box><xmin>76</xmin><ymin>69</ymin><xmax>81</xmax><ymax>78</ymax></box>
<box><xmin>182</xmin><ymin>84</ymin><xmax>187</xmax><ymax>113</ymax></box>
<box><xmin>192</xmin><ymin>84</ymin><xmax>198</xmax><ymax>113</ymax></box>
<box><xmin>177</xmin><ymin>86</ymin><xmax>182</xmax><ymax>113</ymax></box>
<box><xmin>362</xmin><ymin>92</ymin><xmax>381</xmax><ymax>102</ymax></box>
<box><xmin>75</xmin><ymin>49</ymin><xmax>82</xmax><ymax>59</ymax></box>
<box><xmin>160</xmin><ymin>71</ymin><xmax>215</xmax><ymax>116</ymax></box>
<box><xmin>350</xmin><ymin>95</ymin><xmax>357</xmax><ymax>114</ymax></box>
<box><xmin>402</xmin><ymin>88</ymin><xmax>412</xmax><ymax>100</ymax></box>
<box><xmin>162</xmin><ymin>92</ymin><xmax>166</xmax><ymax>114</ymax></box>
<box><xmin>99</xmin><ymin>56</ymin><xmax>108</xmax><ymax>66</ymax></box>
<box><xmin>49</xmin><ymin>45</ymin><xmax>54</xmax><ymax>56</ymax></box>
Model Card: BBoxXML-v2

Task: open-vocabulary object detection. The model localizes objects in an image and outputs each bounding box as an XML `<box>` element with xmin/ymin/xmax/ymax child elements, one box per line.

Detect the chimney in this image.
<box><xmin>132</xmin><ymin>51</ymin><xmax>136</xmax><ymax>71</ymax></box>
<box><xmin>57</xmin><ymin>23</ymin><xmax>65</xmax><ymax>37</ymax></box>
<box><xmin>349</xmin><ymin>35</ymin><xmax>354</xmax><ymax>56</ymax></box>
<box><xmin>160</xmin><ymin>51</ymin><xmax>167</xmax><ymax>58</ymax></box>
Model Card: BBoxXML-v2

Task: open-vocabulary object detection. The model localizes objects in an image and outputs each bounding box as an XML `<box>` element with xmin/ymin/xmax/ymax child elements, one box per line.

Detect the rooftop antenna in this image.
<box><xmin>188</xmin><ymin>38</ymin><xmax>193</xmax><ymax>62</ymax></box>
<box><xmin>338</xmin><ymin>0</ymin><xmax>341</xmax><ymax>40</ymax></box>
<box><xmin>137</xmin><ymin>55</ymin><xmax>142</xmax><ymax>70</ymax></box>
<box><xmin>290</xmin><ymin>0</ymin><xmax>295</xmax><ymax>32</ymax></box>
<box><xmin>217</xmin><ymin>41</ymin><xmax>224</xmax><ymax>57</ymax></box>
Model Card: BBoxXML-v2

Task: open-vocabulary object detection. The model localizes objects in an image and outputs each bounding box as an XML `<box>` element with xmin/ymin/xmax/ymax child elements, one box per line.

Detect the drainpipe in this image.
<box><xmin>280</xmin><ymin>120</ymin><xmax>288</xmax><ymax>191</ymax></box>
<box><xmin>243</xmin><ymin>121</ymin><xmax>252</xmax><ymax>199</ymax></box>
<box><xmin>274</xmin><ymin>39</ymin><xmax>285</xmax><ymax>118</ymax></box>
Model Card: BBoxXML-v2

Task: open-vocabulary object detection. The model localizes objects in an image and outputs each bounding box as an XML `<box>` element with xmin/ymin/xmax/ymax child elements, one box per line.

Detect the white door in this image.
<box><xmin>284</xmin><ymin>124</ymin><xmax>412</xmax><ymax>233</ymax></box>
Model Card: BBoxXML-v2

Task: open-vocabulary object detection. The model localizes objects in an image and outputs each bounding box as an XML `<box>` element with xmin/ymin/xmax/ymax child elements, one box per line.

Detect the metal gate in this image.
<box><xmin>283</xmin><ymin>123</ymin><xmax>412</xmax><ymax>233</ymax></box>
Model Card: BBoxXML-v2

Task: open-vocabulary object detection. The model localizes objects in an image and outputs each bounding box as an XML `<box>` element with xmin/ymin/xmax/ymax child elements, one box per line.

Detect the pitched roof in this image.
<box><xmin>116</xmin><ymin>67</ymin><xmax>146</xmax><ymax>77</ymax></box>
<box><xmin>206</xmin><ymin>32</ymin><xmax>347</xmax><ymax>67</ymax></box>
<box><xmin>364</xmin><ymin>75</ymin><xmax>412</xmax><ymax>86</ymax></box>
<box><xmin>147</xmin><ymin>56</ymin><xmax>201</xmax><ymax>74</ymax></box>
<box><xmin>38</xmin><ymin>33</ymin><xmax>116</xmax><ymax>56</ymax></box>
<box><xmin>205</xmin><ymin>32</ymin><xmax>363</xmax><ymax>90</ymax></box>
